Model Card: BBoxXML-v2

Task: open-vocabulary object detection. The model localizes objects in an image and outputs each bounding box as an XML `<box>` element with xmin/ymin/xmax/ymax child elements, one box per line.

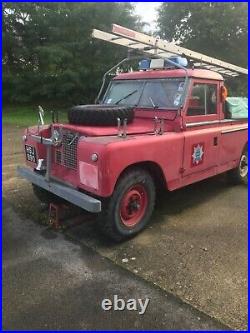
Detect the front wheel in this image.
<box><xmin>228</xmin><ymin>148</ymin><xmax>248</xmax><ymax>185</ymax></box>
<box><xmin>99</xmin><ymin>168</ymin><xmax>156</xmax><ymax>242</ymax></box>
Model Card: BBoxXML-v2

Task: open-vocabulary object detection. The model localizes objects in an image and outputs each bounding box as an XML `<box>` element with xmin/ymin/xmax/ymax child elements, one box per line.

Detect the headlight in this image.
<box><xmin>52</xmin><ymin>129</ymin><xmax>62</xmax><ymax>146</ymax></box>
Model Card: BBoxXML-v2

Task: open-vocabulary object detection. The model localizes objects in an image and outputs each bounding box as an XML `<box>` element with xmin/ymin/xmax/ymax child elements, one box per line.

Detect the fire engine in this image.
<box><xmin>18</xmin><ymin>25</ymin><xmax>248</xmax><ymax>241</ymax></box>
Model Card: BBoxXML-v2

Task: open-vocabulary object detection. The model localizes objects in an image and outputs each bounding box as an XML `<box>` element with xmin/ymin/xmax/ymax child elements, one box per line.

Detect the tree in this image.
<box><xmin>157</xmin><ymin>2</ymin><xmax>248</xmax><ymax>95</ymax></box>
<box><xmin>2</xmin><ymin>2</ymin><xmax>142</xmax><ymax>106</ymax></box>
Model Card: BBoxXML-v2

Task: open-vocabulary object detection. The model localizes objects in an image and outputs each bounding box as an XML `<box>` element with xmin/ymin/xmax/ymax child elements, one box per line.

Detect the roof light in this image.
<box><xmin>138</xmin><ymin>59</ymin><xmax>151</xmax><ymax>70</ymax></box>
<box><xmin>150</xmin><ymin>58</ymin><xmax>165</xmax><ymax>69</ymax></box>
<box><xmin>138</xmin><ymin>56</ymin><xmax>189</xmax><ymax>71</ymax></box>
<box><xmin>167</xmin><ymin>56</ymin><xmax>188</xmax><ymax>68</ymax></box>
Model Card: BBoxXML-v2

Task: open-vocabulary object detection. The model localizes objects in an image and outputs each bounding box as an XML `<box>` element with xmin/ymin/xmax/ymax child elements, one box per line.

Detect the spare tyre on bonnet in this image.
<box><xmin>68</xmin><ymin>104</ymin><xmax>134</xmax><ymax>126</ymax></box>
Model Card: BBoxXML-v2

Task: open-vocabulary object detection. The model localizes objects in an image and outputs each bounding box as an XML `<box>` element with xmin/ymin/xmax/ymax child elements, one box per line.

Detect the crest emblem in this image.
<box><xmin>191</xmin><ymin>143</ymin><xmax>204</xmax><ymax>166</ymax></box>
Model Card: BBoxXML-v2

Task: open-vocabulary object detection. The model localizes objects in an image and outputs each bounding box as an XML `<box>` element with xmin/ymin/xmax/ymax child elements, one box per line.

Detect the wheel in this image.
<box><xmin>98</xmin><ymin>168</ymin><xmax>155</xmax><ymax>242</ymax></box>
<box><xmin>68</xmin><ymin>104</ymin><xmax>134</xmax><ymax>126</ymax></box>
<box><xmin>32</xmin><ymin>184</ymin><xmax>64</xmax><ymax>204</ymax></box>
<box><xmin>228</xmin><ymin>148</ymin><xmax>248</xmax><ymax>185</ymax></box>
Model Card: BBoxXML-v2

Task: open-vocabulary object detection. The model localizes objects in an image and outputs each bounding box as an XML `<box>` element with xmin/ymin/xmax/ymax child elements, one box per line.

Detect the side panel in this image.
<box><xmin>77</xmin><ymin>133</ymin><xmax>185</xmax><ymax>197</ymax></box>
<box><xmin>182</xmin><ymin>127</ymin><xmax>220</xmax><ymax>177</ymax></box>
<box><xmin>219</xmin><ymin>126</ymin><xmax>248</xmax><ymax>172</ymax></box>
<box><xmin>180</xmin><ymin>123</ymin><xmax>248</xmax><ymax>187</ymax></box>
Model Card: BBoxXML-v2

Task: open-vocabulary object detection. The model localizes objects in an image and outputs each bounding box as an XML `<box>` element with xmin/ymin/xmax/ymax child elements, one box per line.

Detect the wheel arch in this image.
<box><xmin>114</xmin><ymin>161</ymin><xmax>168</xmax><ymax>191</ymax></box>
<box><xmin>243</xmin><ymin>141</ymin><xmax>248</xmax><ymax>152</ymax></box>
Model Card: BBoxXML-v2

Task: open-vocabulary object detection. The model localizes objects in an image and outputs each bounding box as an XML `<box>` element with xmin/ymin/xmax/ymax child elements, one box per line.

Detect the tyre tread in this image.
<box><xmin>68</xmin><ymin>104</ymin><xmax>134</xmax><ymax>126</ymax></box>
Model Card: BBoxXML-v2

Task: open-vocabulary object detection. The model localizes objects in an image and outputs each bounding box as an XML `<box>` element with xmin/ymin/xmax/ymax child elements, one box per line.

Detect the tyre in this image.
<box><xmin>98</xmin><ymin>168</ymin><xmax>156</xmax><ymax>242</ymax></box>
<box><xmin>228</xmin><ymin>147</ymin><xmax>248</xmax><ymax>185</ymax></box>
<box><xmin>32</xmin><ymin>184</ymin><xmax>64</xmax><ymax>204</ymax></box>
<box><xmin>68</xmin><ymin>104</ymin><xmax>134</xmax><ymax>126</ymax></box>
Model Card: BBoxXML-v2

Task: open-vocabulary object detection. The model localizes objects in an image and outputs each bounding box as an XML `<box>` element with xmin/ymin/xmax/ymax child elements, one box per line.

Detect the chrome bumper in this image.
<box><xmin>17</xmin><ymin>166</ymin><xmax>101</xmax><ymax>213</ymax></box>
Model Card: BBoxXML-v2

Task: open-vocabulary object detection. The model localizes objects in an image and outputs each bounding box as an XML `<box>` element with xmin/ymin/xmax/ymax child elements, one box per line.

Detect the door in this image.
<box><xmin>182</xmin><ymin>81</ymin><xmax>220</xmax><ymax>177</ymax></box>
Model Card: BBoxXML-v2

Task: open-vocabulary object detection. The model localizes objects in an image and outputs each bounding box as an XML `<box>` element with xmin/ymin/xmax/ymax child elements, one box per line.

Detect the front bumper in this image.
<box><xmin>17</xmin><ymin>166</ymin><xmax>101</xmax><ymax>213</ymax></box>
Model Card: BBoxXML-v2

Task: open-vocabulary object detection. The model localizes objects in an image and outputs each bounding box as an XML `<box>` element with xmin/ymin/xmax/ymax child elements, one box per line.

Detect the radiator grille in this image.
<box><xmin>55</xmin><ymin>150</ymin><xmax>62</xmax><ymax>164</ymax></box>
<box><xmin>55</xmin><ymin>130</ymin><xmax>79</xmax><ymax>170</ymax></box>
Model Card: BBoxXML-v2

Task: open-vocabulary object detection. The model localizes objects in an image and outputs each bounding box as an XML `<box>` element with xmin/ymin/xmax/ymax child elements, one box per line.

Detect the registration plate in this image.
<box><xmin>25</xmin><ymin>145</ymin><xmax>37</xmax><ymax>163</ymax></box>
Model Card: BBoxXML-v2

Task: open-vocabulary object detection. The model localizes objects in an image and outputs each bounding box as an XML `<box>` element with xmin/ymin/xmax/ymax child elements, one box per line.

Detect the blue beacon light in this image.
<box><xmin>138</xmin><ymin>59</ymin><xmax>151</xmax><ymax>70</ymax></box>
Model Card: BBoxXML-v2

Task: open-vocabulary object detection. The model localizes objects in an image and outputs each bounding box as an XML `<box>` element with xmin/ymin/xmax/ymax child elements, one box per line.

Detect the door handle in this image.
<box><xmin>213</xmin><ymin>137</ymin><xmax>218</xmax><ymax>146</ymax></box>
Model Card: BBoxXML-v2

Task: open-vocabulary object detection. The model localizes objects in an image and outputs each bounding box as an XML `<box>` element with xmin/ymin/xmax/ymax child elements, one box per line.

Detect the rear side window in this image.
<box><xmin>138</xmin><ymin>79</ymin><xmax>185</xmax><ymax>108</ymax></box>
<box><xmin>187</xmin><ymin>83</ymin><xmax>217</xmax><ymax>116</ymax></box>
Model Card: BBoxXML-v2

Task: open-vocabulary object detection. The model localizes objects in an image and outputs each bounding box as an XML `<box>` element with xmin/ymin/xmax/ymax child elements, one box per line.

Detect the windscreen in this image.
<box><xmin>103</xmin><ymin>81</ymin><xmax>143</xmax><ymax>106</ymax></box>
<box><xmin>103</xmin><ymin>79</ymin><xmax>185</xmax><ymax>109</ymax></box>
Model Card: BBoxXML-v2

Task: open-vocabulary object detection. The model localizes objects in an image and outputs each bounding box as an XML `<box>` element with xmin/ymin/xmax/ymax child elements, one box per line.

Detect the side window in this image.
<box><xmin>187</xmin><ymin>83</ymin><xmax>217</xmax><ymax>116</ymax></box>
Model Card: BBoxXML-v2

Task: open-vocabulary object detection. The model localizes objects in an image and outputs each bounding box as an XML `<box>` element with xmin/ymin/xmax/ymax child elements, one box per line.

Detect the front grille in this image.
<box><xmin>55</xmin><ymin>130</ymin><xmax>79</xmax><ymax>170</ymax></box>
<box><xmin>55</xmin><ymin>150</ymin><xmax>62</xmax><ymax>164</ymax></box>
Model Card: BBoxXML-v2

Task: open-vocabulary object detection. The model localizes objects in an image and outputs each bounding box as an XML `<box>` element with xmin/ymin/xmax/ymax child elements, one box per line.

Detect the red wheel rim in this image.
<box><xmin>120</xmin><ymin>184</ymin><xmax>148</xmax><ymax>228</ymax></box>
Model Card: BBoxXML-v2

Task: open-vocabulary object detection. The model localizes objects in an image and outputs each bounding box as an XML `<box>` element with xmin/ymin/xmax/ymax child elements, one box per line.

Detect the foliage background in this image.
<box><xmin>157</xmin><ymin>2</ymin><xmax>248</xmax><ymax>96</ymax></box>
<box><xmin>2</xmin><ymin>2</ymin><xmax>248</xmax><ymax>109</ymax></box>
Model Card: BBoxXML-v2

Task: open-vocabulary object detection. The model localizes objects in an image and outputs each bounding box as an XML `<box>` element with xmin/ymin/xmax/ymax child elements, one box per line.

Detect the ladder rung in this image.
<box><xmin>92</xmin><ymin>27</ymin><xmax>247</xmax><ymax>77</ymax></box>
<box><xmin>111</xmin><ymin>24</ymin><xmax>248</xmax><ymax>76</ymax></box>
<box><xmin>128</xmin><ymin>42</ymin><xmax>141</xmax><ymax>46</ymax></box>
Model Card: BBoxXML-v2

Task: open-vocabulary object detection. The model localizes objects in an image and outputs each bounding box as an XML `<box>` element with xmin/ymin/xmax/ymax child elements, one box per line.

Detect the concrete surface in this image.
<box><xmin>2</xmin><ymin>125</ymin><xmax>248</xmax><ymax>330</ymax></box>
<box><xmin>65</xmin><ymin>177</ymin><xmax>248</xmax><ymax>330</ymax></box>
<box><xmin>3</xmin><ymin>202</ymin><xmax>229</xmax><ymax>330</ymax></box>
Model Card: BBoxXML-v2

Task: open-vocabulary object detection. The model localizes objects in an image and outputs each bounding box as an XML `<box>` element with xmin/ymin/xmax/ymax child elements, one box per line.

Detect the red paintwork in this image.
<box><xmin>53</xmin><ymin>117</ymin><xmax>163</xmax><ymax>136</ymax></box>
<box><xmin>114</xmin><ymin>69</ymin><xmax>224</xmax><ymax>81</ymax></box>
<box><xmin>23</xmin><ymin>69</ymin><xmax>248</xmax><ymax>201</ymax></box>
<box><xmin>120</xmin><ymin>184</ymin><xmax>148</xmax><ymax>227</ymax></box>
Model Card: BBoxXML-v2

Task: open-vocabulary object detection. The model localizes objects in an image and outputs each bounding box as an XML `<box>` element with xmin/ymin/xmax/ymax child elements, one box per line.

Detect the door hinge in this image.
<box><xmin>179</xmin><ymin>167</ymin><xmax>185</xmax><ymax>174</ymax></box>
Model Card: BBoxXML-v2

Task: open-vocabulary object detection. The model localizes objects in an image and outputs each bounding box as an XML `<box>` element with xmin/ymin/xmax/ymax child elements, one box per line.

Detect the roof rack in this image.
<box><xmin>92</xmin><ymin>24</ymin><xmax>248</xmax><ymax>78</ymax></box>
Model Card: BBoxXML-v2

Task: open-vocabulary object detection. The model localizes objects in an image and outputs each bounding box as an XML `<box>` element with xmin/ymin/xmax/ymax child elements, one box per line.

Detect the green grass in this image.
<box><xmin>2</xmin><ymin>106</ymin><xmax>68</xmax><ymax>127</ymax></box>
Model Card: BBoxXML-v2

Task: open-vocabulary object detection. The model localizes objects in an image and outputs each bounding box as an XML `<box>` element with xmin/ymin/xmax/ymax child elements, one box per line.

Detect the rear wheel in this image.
<box><xmin>99</xmin><ymin>168</ymin><xmax>155</xmax><ymax>242</ymax></box>
<box><xmin>228</xmin><ymin>148</ymin><xmax>248</xmax><ymax>185</ymax></box>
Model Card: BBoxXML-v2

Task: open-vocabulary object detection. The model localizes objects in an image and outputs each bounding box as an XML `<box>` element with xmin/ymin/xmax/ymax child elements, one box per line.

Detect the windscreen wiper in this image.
<box><xmin>149</xmin><ymin>97</ymin><xmax>159</xmax><ymax>109</ymax></box>
<box><xmin>115</xmin><ymin>90</ymin><xmax>138</xmax><ymax>105</ymax></box>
